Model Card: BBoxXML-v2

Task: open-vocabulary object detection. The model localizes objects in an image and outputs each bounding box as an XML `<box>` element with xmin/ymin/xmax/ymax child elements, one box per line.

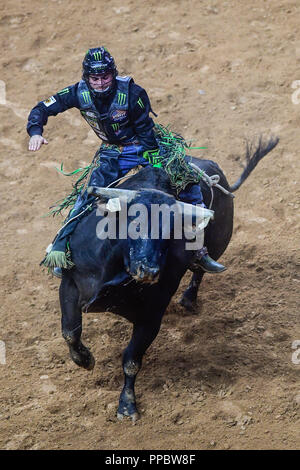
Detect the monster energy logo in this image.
<box><xmin>93</xmin><ymin>51</ymin><xmax>102</xmax><ymax>61</ymax></box>
<box><xmin>58</xmin><ymin>87</ymin><xmax>69</xmax><ymax>95</ymax></box>
<box><xmin>137</xmin><ymin>97</ymin><xmax>144</xmax><ymax>109</ymax></box>
<box><xmin>82</xmin><ymin>91</ymin><xmax>91</xmax><ymax>104</ymax></box>
<box><xmin>117</xmin><ymin>93</ymin><xmax>126</xmax><ymax>105</ymax></box>
<box><xmin>112</xmin><ymin>123</ymin><xmax>120</xmax><ymax>132</ymax></box>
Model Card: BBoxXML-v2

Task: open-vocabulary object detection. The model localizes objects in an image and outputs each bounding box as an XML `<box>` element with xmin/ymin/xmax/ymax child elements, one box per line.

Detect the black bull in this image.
<box><xmin>59</xmin><ymin>136</ymin><xmax>278</xmax><ymax>421</ymax></box>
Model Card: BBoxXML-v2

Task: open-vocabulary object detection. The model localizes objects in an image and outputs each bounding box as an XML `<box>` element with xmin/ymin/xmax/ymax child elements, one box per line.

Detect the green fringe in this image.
<box><xmin>42</xmin><ymin>250</ymin><xmax>75</xmax><ymax>269</ymax></box>
<box><xmin>47</xmin><ymin>124</ymin><xmax>206</xmax><ymax>217</ymax></box>
<box><xmin>48</xmin><ymin>149</ymin><xmax>102</xmax><ymax>218</ymax></box>
<box><xmin>154</xmin><ymin>124</ymin><xmax>205</xmax><ymax>194</ymax></box>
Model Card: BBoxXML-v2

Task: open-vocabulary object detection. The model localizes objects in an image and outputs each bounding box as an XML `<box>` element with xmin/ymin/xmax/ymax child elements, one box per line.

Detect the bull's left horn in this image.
<box><xmin>87</xmin><ymin>186</ymin><xmax>138</xmax><ymax>203</ymax></box>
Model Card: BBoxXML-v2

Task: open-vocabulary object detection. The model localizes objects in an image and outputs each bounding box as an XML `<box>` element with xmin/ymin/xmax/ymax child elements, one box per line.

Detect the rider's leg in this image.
<box><xmin>118</xmin><ymin>144</ymin><xmax>151</xmax><ymax>175</ymax></box>
<box><xmin>44</xmin><ymin>146</ymin><xmax>121</xmax><ymax>273</ymax></box>
<box><xmin>88</xmin><ymin>145</ymin><xmax>121</xmax><ymax>187</ymax></box>
<box><xmin>178</xmin><ymin>183</ymin><xmax>226</xmax><ymax>274</ymax></box>
<box><xmin>46</xmin><ymin>192</ymin><xmax>94</xmax><ymax>277</ymax></box>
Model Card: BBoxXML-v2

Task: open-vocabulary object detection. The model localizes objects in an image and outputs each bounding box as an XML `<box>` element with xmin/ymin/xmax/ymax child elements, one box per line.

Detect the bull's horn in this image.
<box><xmin>176</xmin><ymin>201</ymin><xmax>214</xmax><ymax>229</ymax></box>
<box><xmin>87</xmin><ymin>186</ymin><xmax>138</xmax><ymax>203</ymax></box>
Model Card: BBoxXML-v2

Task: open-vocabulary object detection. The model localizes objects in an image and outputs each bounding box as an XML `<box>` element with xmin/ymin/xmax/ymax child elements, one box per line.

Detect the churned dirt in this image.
<box><xmin>0</xmin><ymin>0</ymin><xmax>299</xmax><ymax>450</ymax></box>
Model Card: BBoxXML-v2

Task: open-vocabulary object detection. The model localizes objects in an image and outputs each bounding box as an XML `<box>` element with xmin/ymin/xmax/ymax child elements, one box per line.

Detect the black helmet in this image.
<box><xmin>82</xmin><ymin>47</ymin><xmax>117</xmax><ymax>97</ymax></box>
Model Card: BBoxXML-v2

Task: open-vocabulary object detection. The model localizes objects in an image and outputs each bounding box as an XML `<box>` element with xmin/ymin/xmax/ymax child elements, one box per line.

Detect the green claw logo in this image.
<box><xmin>58</xmin><ymin>87</ymin><xmax>69</xmax><ymax>95</ymax></box>
<box><xmin>117</xmin><ymin>93</ymin><xmax>126</xmax><ymax>105</ymax></box>
<box><xmin>93</xmin><ymin>51</ymin><xmax>102</xmax><ymax>61</ymax></box>
<box><xmin>137</xmin><ymin>97</ymin><xmax>144</xmax><ymax>109</ymax></box>
<box><xmin>112</xmin><ymin>123</ymin><xmax>120</xmax><ymax>132</ymax></box>
<box><xmin>82</xmin><ymin>91</ymin><xmax>91</xmax><ymax>104</ymax></box>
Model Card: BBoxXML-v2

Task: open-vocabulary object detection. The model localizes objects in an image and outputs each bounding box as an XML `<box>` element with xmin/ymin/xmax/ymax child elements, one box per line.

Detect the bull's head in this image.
<box><xmin>88</xmin><ymin>186</ymin><xmax>213</xmax><ymax>285</ymax></box>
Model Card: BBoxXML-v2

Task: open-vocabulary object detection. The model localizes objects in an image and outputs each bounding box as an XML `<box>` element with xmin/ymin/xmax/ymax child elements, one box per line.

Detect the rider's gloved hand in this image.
<box><xmin>28</xmin><ymin>135</ymin><xmax>48</xmax><ymax>151</ymax></box>
<box><xmin>142</xmin><ymin>148</ymin><xmax>162</xmax><ymax>167</ymax></box>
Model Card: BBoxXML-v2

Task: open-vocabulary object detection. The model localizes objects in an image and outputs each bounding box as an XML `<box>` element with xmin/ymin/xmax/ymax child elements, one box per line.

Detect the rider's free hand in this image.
<box><xmin>28</xmin><ymin>135</ymin><xmax>48</xmax><ymax>151</ymax></box>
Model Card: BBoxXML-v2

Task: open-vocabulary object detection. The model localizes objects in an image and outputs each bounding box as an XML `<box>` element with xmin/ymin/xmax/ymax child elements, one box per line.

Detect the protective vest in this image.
<box><xmin>77</xmin><ymin>76</ymin><xmax>137</xmax><ymax>144</ymax></box>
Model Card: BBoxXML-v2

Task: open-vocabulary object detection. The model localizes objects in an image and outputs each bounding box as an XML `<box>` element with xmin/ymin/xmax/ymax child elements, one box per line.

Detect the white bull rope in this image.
<box><xmin>188</xmin><ymin>163</ymin><xmax>235</xmax><ymax>210</ymax></box>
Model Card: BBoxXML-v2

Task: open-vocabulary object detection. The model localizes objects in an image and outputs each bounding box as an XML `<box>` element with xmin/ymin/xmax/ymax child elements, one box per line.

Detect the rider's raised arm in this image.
<box><xmin>27</xmin><ymin>83</ymin><xmax>80</xmax><ymax>137</ymax></box>
<box><xmin>129</xmin><ymin>84</ymin><xmax>159</xmax><ymax>151</ymax></box>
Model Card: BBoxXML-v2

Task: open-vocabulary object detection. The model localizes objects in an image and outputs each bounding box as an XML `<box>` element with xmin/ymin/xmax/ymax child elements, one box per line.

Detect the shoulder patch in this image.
<box><xmin>81</xmin><ymin>90</ymin><xmax>92</xmax><ymax>104</ymax></box>
<box><xmin>43</xmin><ymin>96</ymin><xmax>56</xmax><ymax>107</ymax></box>
<box><xmin>117</xmin><ymin>92</ymin><xmax>126</xmax><ymax>105</ymax></box>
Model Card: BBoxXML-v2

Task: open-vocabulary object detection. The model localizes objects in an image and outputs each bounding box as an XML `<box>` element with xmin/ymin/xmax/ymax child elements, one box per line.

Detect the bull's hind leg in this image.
<box><xmin>117</xmin><ymin>315</ymin><xmax>162</xmax><ymax>422</ymax></box>
<box><xmin>59</xmin><ymin>275</ymin><xmax>95</xmax><ymax>370</ymax></box>
<box><xmin>180</xmin><ymin>270</ymin><xmax>205</xmax><ymax>310</ymax></box>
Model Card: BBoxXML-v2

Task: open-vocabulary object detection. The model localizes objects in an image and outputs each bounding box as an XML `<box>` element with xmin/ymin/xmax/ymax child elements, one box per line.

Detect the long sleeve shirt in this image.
<box><xmin>27</xmin><ymin>80</ymin><xmax>159</xmax><ymax>151</ymax></box>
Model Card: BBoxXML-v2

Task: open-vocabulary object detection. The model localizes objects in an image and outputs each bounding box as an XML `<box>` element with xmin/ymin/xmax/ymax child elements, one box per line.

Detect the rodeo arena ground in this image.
<box><xmin>0</xmin><ymin>0</ymin><xmax>299</xmax><ymax>453</ymax></box>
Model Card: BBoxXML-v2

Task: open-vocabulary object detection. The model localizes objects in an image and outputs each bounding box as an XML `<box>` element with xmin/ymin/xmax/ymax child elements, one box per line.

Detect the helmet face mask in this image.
<box><xmin>88</xmin><ymin>72</ymin><xmax>114</xmax><ymax>94</ymax></box>
<box><xmin>82</xmin><ymin>47</ymin><xmax>117</xmax><ymax>97</ymax></box>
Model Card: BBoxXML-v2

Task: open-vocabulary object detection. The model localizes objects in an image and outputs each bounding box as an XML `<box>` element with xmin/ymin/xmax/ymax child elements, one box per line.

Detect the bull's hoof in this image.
<box><xmin>117</xmin><ymin>407</ymin><xmax>139</xmax><ymax>423</ymax></box>
<box><xmin>117</xmin><ymin>396</ymin><xmax>139</xmax><ymax>423</ymax></box>
<box><xmin>69</xmin><ymin>344</ymin><xmax>95</xmax><ymax>370</ymax></box>
<box><xmin>179</xmin><ymin>294</ymin><xmax>196</xmax><ymax>311</ymax></box>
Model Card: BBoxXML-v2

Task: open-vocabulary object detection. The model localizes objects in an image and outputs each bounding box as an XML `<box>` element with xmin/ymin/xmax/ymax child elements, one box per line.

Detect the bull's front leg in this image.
<box><xmin>180</xmin><ymin>270</ymin><xmax>205</xmax><ymax>310</ymax></box>
<box><xmin>59</xmin><ymin>274</ymin><xmax>95</xmax><ymax>370</ymax></box>
<box><xmin>117</xmin><ymin>315</ymin><xmax>162</xmax><ymax>422</ymax></box>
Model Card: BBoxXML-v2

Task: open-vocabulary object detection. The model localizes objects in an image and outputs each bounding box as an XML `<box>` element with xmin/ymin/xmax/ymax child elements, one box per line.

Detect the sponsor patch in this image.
<box><xmin>111</xmin><ymin>109</ymin><xmax>127</xmax><ymax>122</ymax></box>
<box><xmin>81</xmin><ymin>110</ymin><xmax>107</xmax><ymax>140</ymax></box>
<box><xmin>43</xmin><ymin>96</ymin><xmax>56</xmax><ymax>107</ymax></box>
<box><xmin>86</xmin><ymin>117</ymin><xmax>100</xmax><ymax>131</ymax></box>
<box><xmin>94</xmin><ymin>129</ymin><xmax>107</xmax><ymax>140</ymax></box>
<box><xmin>86</xmin><ymin>111</ymin><xmax>97</xmax><ymax>118</ymax></box>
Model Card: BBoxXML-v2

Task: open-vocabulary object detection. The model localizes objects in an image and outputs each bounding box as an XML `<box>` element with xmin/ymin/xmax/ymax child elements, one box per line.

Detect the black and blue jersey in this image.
<box><xmin>27</xmin><ymin>77</ymin><xmax>159</xmax><ymax>151</ymax></box>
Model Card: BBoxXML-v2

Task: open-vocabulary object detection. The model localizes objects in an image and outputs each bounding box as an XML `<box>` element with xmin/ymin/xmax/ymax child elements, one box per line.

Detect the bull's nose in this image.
<box><xmin>131</xmin><ymin>263</ymin><xmax>160</xmax><ymax>283</ymax></box>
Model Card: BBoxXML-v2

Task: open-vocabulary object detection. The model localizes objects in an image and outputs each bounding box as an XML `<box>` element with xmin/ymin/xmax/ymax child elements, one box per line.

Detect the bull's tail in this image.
<box><xmin>229</xmin><ymin>135</ymin><xmax>279</xmax><ymax>193</ymax></box>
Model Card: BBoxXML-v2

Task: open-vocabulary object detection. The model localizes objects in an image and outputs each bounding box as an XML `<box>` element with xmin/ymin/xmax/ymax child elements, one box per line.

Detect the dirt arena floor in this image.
<box><xmin>0</xmin><ymin>0</ymin><xmax>299</xmax><ymax>450</ymax></box>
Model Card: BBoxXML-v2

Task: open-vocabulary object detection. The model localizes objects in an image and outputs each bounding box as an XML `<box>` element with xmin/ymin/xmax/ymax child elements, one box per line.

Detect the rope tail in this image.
<box><xmin>229</xmin><ymin>135</ymin><xmax>279</xmax><ymax>193</ymax></box>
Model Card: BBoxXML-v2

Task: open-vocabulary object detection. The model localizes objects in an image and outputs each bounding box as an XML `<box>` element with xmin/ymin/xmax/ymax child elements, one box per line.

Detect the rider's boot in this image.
<box><xmin>52</xmin><ymin>267</ymin><xmax>62</xmax><ymax>279</ymax></box>
<box><xmin>190</xmin><ymin>246</ymin><xmax>226</xmax><ymax>273</ymax></box>
<box><xmin>43</xmin><ymin>193</ymin><xmax>91</xmax><ymax>277</ymax></box>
